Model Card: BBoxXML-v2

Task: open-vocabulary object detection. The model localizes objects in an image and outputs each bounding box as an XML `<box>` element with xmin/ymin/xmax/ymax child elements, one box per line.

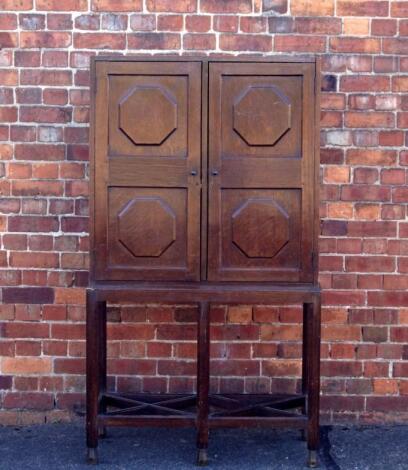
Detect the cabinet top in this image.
<box><xmin>92</xmin><ymin>54</ymin><xmax>318</xmax><ymax>64</ymax></box>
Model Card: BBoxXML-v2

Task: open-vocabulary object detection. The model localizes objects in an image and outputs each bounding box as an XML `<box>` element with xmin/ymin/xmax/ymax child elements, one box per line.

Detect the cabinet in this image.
<box><xmin>87</xmin><ymin>56</ymin><xmax>321</xmax><ymax>467</ymax></box>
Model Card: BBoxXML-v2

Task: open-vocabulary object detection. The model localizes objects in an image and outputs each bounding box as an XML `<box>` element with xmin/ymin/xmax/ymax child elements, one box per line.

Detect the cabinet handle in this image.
<box><xmin>211</xmin><ymin>169</ymin><xmax>219</xmax><ymax>176</ymax></box>
<box><xmin>190</xmin><ymin>169</ymin><xmax>197</xmax><ymax>176</ymax></box>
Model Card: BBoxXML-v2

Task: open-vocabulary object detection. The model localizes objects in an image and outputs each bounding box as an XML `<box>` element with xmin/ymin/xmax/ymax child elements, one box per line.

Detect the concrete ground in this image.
<box><xmin>0</xmin><ymin>423</ymin><xmax>407</xmax><ymax>469</ymax></box>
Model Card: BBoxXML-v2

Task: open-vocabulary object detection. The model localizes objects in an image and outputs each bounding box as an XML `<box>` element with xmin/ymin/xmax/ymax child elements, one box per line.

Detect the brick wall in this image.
<box><xmin>0</xmin><ymin>0</ymin><xmax>408</xmax><ymax>425</ymax></box>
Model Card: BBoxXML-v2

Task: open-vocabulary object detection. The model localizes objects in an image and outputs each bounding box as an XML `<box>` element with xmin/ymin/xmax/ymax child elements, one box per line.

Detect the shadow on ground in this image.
<box><xmin>0</xmin><ymin>423</ymin><xmax>407</xmax><ymax>469</ymax></box>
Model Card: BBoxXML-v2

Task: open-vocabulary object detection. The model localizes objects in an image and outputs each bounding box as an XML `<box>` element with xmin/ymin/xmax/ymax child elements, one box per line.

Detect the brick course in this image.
<box><xmin>0</xmin><ymin>0</ymin><xmax>407</xmax><ymax>425</ymax></box>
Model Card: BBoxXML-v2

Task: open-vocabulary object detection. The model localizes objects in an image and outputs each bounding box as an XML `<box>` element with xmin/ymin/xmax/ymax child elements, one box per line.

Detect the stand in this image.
<box><xmin>86</xmin><ymin>282</ymin><xmax>321</xmax><ymax>467</ymax></box>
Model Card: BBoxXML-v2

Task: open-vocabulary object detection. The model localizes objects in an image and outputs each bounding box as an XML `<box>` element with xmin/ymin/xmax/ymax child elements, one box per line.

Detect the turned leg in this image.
<box><xmin>86</xmin><ymin>289</ymin><xmax>104</xmax><ymax>464</ymax></box>
<box><xmin>196</xmin><ymin>301</ymin><xmax>210</xmax><ymax>466</ymax></box>
<box><xmin>306</xmin><ymin>296</ymin><xmax>321</xmax><ymax>468</ymax></box>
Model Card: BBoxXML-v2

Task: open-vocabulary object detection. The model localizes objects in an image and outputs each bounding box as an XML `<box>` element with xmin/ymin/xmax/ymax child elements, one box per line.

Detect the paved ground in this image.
<box><xmin>0</xmin><ymin>423</ymin><xmax>407</xmax><ymax>469</ymax></box>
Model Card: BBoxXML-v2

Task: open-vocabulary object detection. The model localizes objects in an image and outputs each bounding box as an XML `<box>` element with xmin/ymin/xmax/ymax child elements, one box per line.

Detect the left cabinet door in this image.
<box><xmin>91</xmin><ymin>60</ymin><xmax>202</xmax><ymax>281</ymax></box>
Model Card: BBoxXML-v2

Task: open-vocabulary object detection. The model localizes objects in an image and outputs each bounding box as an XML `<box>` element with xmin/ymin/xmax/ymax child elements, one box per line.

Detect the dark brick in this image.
<box><xmin>2</xmin><ymin>287</ymin><xmax>54</xmax><ymax>304</ymax></box>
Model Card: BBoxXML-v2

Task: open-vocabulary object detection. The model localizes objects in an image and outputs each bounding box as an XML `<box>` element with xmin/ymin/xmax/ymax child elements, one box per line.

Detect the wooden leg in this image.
<box><xmin>196</xmin><ymin>301</ymin><xmax>210</xmax><ymax>466</ymax></box>
<box><xmin>86</xmin><ymin>289</ymin><xmax>103</xmax><ymax>464</ymax></box>
<box><xmin>301</xmin><ymin>302</ymin><xmax>310</xmax><ymax>441</ymax></box>
<box><xmin>306</xmin><ymin>296</ymin><xmax>321</xmax><ymax>468</ymax></box>
<box><xmin>98</xmin><ymin>300</ymin><xmax>107</xmax><ymax>439</ymax></box>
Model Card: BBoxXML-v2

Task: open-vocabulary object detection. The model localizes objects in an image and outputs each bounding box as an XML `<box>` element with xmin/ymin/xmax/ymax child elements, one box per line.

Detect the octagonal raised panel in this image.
<box><xmin>232</xmin><ymin>198</ymin><xmax>290</xmax><ymax>258</ymax></box>
<box><xmin>119</xmin><ymin>86</ymin><xmax>177</xmax><ymax>145</ymax></box>
<box><xmin>233</xmin><ymin>85</ymin><xmax>291</xmax><ymax>146</ymax></box>
<box><xmin>118</xmin><ymin>197</ymin><xmax>176</xmax><ymax>258</ymax></box>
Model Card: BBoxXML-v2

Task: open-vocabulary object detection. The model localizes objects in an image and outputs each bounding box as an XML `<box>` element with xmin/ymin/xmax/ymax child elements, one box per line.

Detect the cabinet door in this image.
<box><xmin>92</xmin><ymin>61</ymin><xmax>201</xmax><ymax>281</ymax></box>
<box><xmin>207</xmin><ymin>62</ymin><xmax>317</xmax><ymax>282</ymax></box>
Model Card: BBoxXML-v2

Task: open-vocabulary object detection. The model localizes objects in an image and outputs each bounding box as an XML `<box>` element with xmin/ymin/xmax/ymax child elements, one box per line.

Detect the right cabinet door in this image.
<box><xmin>207</xmin><ymin>61</ymin><xmax>318</xmax><ymax>282</ymax></box>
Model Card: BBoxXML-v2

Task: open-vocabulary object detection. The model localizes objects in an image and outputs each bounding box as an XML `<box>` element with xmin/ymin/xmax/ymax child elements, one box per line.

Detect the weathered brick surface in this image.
<box><xmin>0</xmin><ymin>0</ymin><xmax>407</xmax><ymax>425</ymax></box>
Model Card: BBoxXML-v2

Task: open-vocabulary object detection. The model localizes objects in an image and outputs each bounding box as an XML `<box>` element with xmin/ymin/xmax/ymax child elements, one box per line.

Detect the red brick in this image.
<box><xmin>291</xmin><ymin>0</ymin><xmax>334</xmax><ymax>16</ymax></box>
<box><xmin>0</xmin><ymin>107</ymin><xmax>17</xmax><ymax>122</ymax></box>
<box><xmin>221</xmin><ymin>34</ymin><xmax>272</xmax><ymax>52</ymax></box>
<box><xmin>201</xmin><ymin>0</ymin><xmax>251</xmax><ymax>13</ymax></box>
<box><xmin>109</xmin><ymin>323</ymin><xmax>155</xmax><ymax>340</ymax></box>
<box><xmin>392</xmin><ymin>187</ymin><xmax>408</xmax><ymax>203</ymax></box>
<box><xmin>74</xmin><ymin>33</ymin><xmax>125</xmax><ymax>49</ymax></box>
<box><xmin>374</xmin><ymin>56</ymin><xmax>398</xmax><ymax>73</ymax></box>
<box><xmin>42</xmin><ymin>51</ymin><xmax>69</xmax><ymax>68</ymax></box>
<box><xmin>10</xmin><ymin>251</ymin><xmax>59</xmax><ymax>268</ymax></box>
<box><xmin>227</xmin><ymin>306</ymin><xmax>252</xmax><ymax>323</ymax></box>
<box><xmin>157</xmin><ymin>14</ymin><xmax>182</xmax><ymax>31</ymax></box>
<box><xmin>345</xmin><ymin>111</ymin><xmax>394</xmax><ymax>128</ymax></box>
<box><xmin>348</xmin><ymin>221</ymin><xmax>396</xmax><ymax>238</ymax></box>
<box><xmin>15</xmin><ymin>144</ymin><xmax>65</xmax><ymax>161</ymax></box>
<box><xmin>330</xmin><ymin>37</ymin><xmax>380</xmax><ymax>54</ymax></box>
<box><xmin>346</xmin><ymin>149</ymin><xmax>397</xmax><ymax>166</ymax></box>
<box><xmin>337</xmin><ymin>1</ymin><xmax>388</xmax><ymax>16</ymax></box>
<box><xmin>186</xmin><ymin>14</ymin><xmax>211</xmax><ymax>32</ymax></box>
<box><xmin>383</xmin><ymin>38</ymin><xmax>408</xmax><ymax>54</ymax></box>
<box><xmin>322</xmin><ymin>290</ymin><xmax>366</xmax><ymax>306</ymax></box>
<box><xmin>47</xmin><ymin>13</ymin><xmax>73</xmax><ymax>30</ymax></box>
<box><xmin>4</xmin><ymin>392</ymin><xmax>54</xmax><ymax>410</ymax></box>
<box><xmin>261</xmin><ymin>324</ymin><xmax>301</xmax><ymax>341</ymax></box>
<box><xmin>128</xmin><ymin>32</ymin><xmax>180</xmax><ymax>49</ymax></box>
<box><xmin>20</xmin><ymin>106</ymin><xmax>71</xmax><ymax>123</ymax></box>
<box><xmin>12</xmin><ymin>180</ymin><xmax>63</xmax><ymax>197</ymax></box>
<box><xmin>75</xmin><ymin>14</ymin><xmax>99</xmax><ymax>30</ymax></box>
<box><xmin>1</xmin><ymin>0</ymin><xmax>33</xmax><ymax>9</ymax></box>
<box><xmin>92</xmin><ymin>0</ymin><xmax>142</xmax><ymax>11</ymax></box>
<box><xmin>262</xmin><ymin>0</ymin><xmax>287</xmax><ymax>13</ymax></box>
<box><xmin>240</xmin><ymin>16</ymin><xmax>267</xmax><ymax>33</ymax></box>
<box><xmin>3</xmin><ymin>288</ymin><xmax>53</xmax><ymax>304</ymax></box>
<box><xmin>183</xmin><ymin>33</ymin><xmax>215</xmax><ymax>50</ymax></box>
<box><xmin>129</xmin><ymin>14</ymin><xmax>155</xmax><ymax>31</ymax></box>
<box><xmin>20</xmin><ymin>32</ymin><xmax>71</xmax><ymax>48</ymax></box>
<box><xmin>368</xmin><ymin>292</ymin><xmax>408</xmax><ymax>308</ymax></box>
<box><xmin>330</xmin><ymin>343</ymin><xmax>356</xmax><ymax>359</ymax></box>
<box><xmin>37</xmin><ymin>0</ymin><xmax>87</xmax><ymax>9</ymax></box>
<box><xmin>54</xmin><ymin>358</ymin><xmax>85</xmax><ymax>374</ymax></box>
<box><xmin>322</xmin><ymin>325</ymin><xmax>361</xmax><ymax>342</ymax></box>
<box><xmin>341</xmin><ymin>185</ymin><xmax>390</xmax><ymax>202</ymax></box>
<box><xmin>2</xmin><ymin>322</ymin><xmax>49</xmax><ymax>339</ymax></box>
<box><xmin>0</xmin><ymin>13</ymin><xmax>17</xmax><ymax>29</ymax></box>
<box><xmin>295</xmin><ymin>17</ymin><xmax>340</xmax><ymax>34</ymax></box>
<box><xmin>348</xmin><ymin>57</ymin><xmax>372</xmax><ymax>74</ymax></box>
<box><xmin>0</xmin><ymin>70</ymin><xmax>18</xmax><ymax>85</ymax></box>
<box><xmin>262</xmin><ymin>360</ymin><xmax>300</xmax><ymax>377</ymax></box>
<box><xmin>108</xmin><ymin>359</ymin><xmax>155</xmax><ymax>375</ymax></box>
<box><xmin>274</xmin><ymin>35</ymin><xmax>325</xmax><ymax>52</ymax></box>
<box><xmin>0</xmin><ymin>32</ymin><xmax>18</xmax><ymax>47</ymax></box>
<box><xmin>212</xmin><ymin>324</ymin><xmax>259</xmax><ymax>341</ymax></box>
<box><xmin>340</xmin><ymin>76</ymin><xmax>389</xmax><ymax>92</ymax></box>
<box><xmin>321</xmin><ymin>361</ymin><xmax>362</xmax><ymax>377</ymax></box>
<box><xmin>391</xmin><ymin>1</ymin><xmax>408</xmax><ymax>17</ymax></box>
<box><xmin>213</xmin><ymin>15</ymin><xmax>238</xmax><ymax>32</ymax></box>
<box><xmin>379</xmin><ymin>131</ymin><xmax>404</xmax><ymax>147</ymax></box>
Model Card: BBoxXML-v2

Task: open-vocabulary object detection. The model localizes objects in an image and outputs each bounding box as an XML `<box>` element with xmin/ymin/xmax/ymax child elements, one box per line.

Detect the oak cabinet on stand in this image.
<box><xmin>86</xmin><ymin>56</ymin><xmax>321</xmax><ymax>467</ymax></box>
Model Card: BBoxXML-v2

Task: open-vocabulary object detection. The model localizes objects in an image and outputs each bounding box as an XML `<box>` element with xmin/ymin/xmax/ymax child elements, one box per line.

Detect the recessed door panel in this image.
<box><xmin>220</xmin><ymin>189</ymin><xmax>301</xmax><ymax>280</ymax></box>
<box><xmin>208</xmin><ymin>62</ymin><xmax>316</xmax><ymax>282</ymax></box>
<box><xmin>93</xmin><ymin>61</ymin><xmax>201</xmax><ymax>281</ymax></box>
<box><xmin>108</xmin><ymin>75</ymin><xmax>188</xmax><ymax>158</ymax></box>
<box><xmin>222</xmin><ymin>75</ymin><xmax>302</xmax><ymax>159</ymax></box>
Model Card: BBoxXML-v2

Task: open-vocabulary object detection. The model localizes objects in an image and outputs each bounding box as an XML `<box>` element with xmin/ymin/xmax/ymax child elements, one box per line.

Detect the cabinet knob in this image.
<box><xmin>190</xmin><ymin>169</ymin><xmax>197</xmax><ymax>176</ymax></box>
<box><xmin>211</xmin><ymin>169</ymin><xmax>219</xmax><ymax>176</ymax></box>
